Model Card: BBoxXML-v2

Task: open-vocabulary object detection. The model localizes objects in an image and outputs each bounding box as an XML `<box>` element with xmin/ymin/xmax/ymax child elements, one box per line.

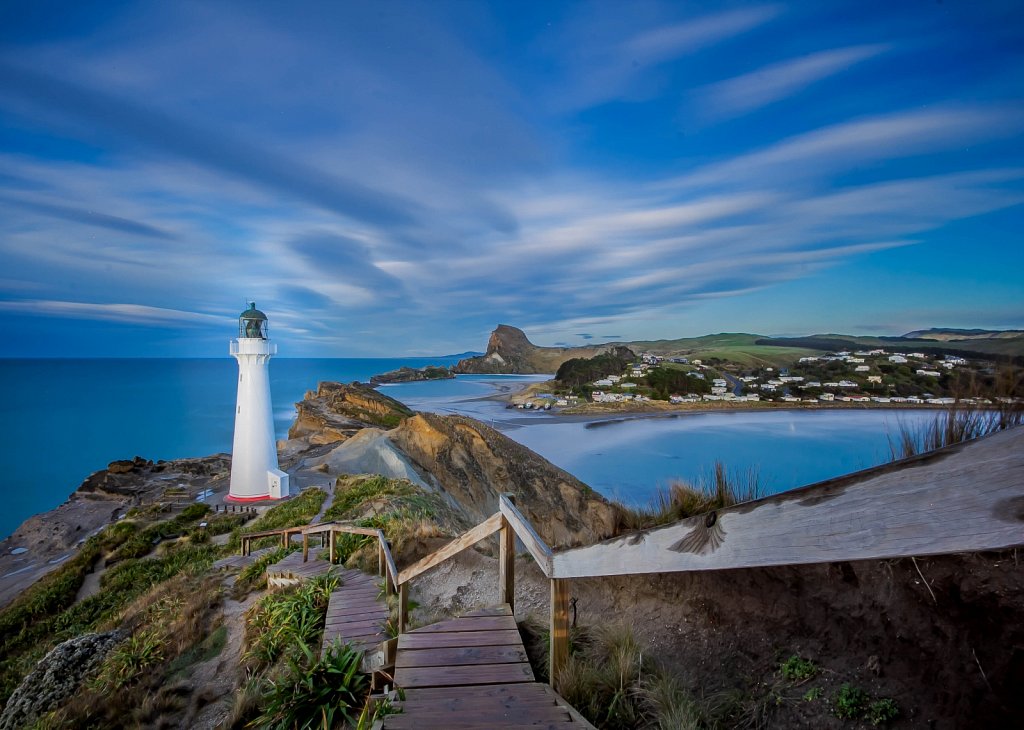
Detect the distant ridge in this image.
<box><xmin>900</xmin><ymin>328</ymin><xmax>1024</xmax><ymax>341</ymax></box>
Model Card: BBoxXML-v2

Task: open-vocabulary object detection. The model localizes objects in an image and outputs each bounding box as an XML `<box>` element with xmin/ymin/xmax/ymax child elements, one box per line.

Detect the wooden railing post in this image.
<box><xmin>549</xmin><ymin>578</ymin><xmax>570</xmax><ymax>691</ymax></box>
<box><xmin>378</xmin><ymin>540</ymin><xmax>385</xmax><ymax>578</ymax></box>
<box><xmin>499</xmin><ymin>494</ymin><xmax>515</xmax><ymax>612</ymax></box>
<box><xmin>302</xmin><ymin>532</ymin><xmax>309</xmax><ymax>563</ymax></box>
<box><xmin>398</xmin><ymin>582</ymin><xmax>409</xmax><ymax>634</ymax></box>
<box><xmin>328</xmin><ymin>528</ymin><xmax>336</xmax><ymax>564</ymax></box>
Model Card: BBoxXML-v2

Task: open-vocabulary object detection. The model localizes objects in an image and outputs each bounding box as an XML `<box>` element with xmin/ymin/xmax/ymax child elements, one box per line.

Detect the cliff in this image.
<box><xmin>388</xmin><ymin>412</ymin><xmax>619</xmax><ymax>548</ymax></box>
<box><xmin>369</xmin><ymin>365</ymin><xmax>454</xmax><ymax>385</ymax></box>
<box><xmin>453</xmin><ymin>324</ymin><xmax>635</xmax><ymax>374</ymax></box>
<box><xmin>287</xmin><ymin>381</ymin><xmax>413</xmax><ymax>445</ymax></box>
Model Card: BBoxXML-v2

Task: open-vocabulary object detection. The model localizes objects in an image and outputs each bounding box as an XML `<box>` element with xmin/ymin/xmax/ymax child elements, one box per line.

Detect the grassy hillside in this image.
<box><xmin>620</xmin><ymin>333</ymin><xmax>823</xmax><ymax>368</ymax></box>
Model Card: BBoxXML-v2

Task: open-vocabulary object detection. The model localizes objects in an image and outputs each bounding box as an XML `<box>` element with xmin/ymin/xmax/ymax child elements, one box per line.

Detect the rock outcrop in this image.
<box><xmin>388</xmin><ymin>413</ymin><xmax>619</xmax><ymax>548</ymax></box>
<box><xmin>0</xmin><ymin>630</ymin><xmax>124</xmax><ymax>730</ymax></box>
<box><xmin>369</xmin><ymin>365</ymin><xmax>454</xmax><ymax>385</ymax></box>
<box><xmin>287</xmin><ymin>381</ymin><xmax>413</xmax><ymax>445</ymax></box>
<box><xmin>453</xmin><ymin>324</ymin><xmax>635</xmax><ymax>374</ymax></box>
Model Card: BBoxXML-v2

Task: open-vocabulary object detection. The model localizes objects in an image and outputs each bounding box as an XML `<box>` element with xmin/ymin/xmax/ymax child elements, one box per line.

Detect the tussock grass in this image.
<box><xmin>616</xmin><ymin>461</ymin><xmax>761</xmax><ymax>532</ymax></box>
<box><xmin>242</xmin><ymin>572</ymin><xmax>338</xmax><ymax>672</ymax></box>
<box><xmin>549</xmin><ymin>621</ymin><xmax>709</xmax><ymax>729</ymax></box>
<box><xmin>888</xmin><ymin>403</ymin><xmax>1023</xmax><ymax>460</ymax></box>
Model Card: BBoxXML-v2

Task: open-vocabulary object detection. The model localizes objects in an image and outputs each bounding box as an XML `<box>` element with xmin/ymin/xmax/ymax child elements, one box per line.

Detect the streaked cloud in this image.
<box><xmin>0</xmin><ymin>299</ymin><xmax>231</xmax><ymax>326</ymax></box>
<box><xmin>697</xmin><ymin>44</ymin><xmax>888</xmax><ymax>120</ymax></box>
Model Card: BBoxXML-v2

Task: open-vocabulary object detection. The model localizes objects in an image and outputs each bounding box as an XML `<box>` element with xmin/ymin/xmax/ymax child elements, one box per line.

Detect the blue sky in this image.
<box><xmin>1</xmin><ymin>0</ymin><xmax>1022</xmax><ymax>357</ymax></box>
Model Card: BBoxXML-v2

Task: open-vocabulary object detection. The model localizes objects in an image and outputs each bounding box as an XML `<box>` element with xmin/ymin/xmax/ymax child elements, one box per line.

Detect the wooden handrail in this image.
<box><xmin>377</xmin><ymin>529</ymin><xmax>400</xmax><ymax>593</ymax></box>
<box><xmin>499</xmin><ymin>495</ymin><xmax>553</xmax><ymax>577</ymax></box>
<box><xmin>397</xmin><ymin>512</ymin><xmax>503</xmax><ymax>585</ymax></box>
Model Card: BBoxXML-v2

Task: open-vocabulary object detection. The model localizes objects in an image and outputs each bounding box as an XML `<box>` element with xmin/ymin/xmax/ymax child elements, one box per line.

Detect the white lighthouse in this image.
<box><xmin>228</xmin><ymin>303</ymin><xmax>289</xmax><ymax>502</ymax></box>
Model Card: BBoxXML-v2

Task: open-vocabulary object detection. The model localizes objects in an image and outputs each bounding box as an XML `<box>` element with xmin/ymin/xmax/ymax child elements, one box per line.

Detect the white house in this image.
<box><xmin>889</xmin><ymin>355</ymin><xmax>908</xmax><ymax>364</ymax></box>
<box><xmin>916</xmin><ymin>369</ymin><xmax>941</xmax><ymax>377</ymax></box>
<box><xmin>854</xmin><ymin>365</ymin><xmax>870</xmax><ymax>372</ymax></box>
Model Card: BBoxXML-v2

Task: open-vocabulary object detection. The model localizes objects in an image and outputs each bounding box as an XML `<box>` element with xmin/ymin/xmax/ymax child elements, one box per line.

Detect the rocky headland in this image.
<box><xmin>369</xmin><ymin>365</ymin><xmax>454</xmax><ymax>385</ymax></box>
<box><xmin>453</xmin><ymin>324</ymin><xmax>635</xmax><ymax>374</ymax></box>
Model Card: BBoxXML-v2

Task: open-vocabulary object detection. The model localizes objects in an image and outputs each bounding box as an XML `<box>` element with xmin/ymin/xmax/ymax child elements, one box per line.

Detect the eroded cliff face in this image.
<box><xmin>287</xmin><ymin>381</ymin><xmax>413</xmax><ymax>445</ymax></box>
<box><xmin>388</xmin><ymin>412</ymin><xmax>619</xmax><ymax>548</ymax></box>
<box><xmin>453</xmin><ymin>324</ymin><xmax>635</xmax><ymax>374</ymax></box>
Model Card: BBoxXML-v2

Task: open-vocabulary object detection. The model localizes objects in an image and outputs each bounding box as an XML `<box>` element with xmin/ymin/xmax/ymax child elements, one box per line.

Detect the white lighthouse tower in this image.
<box><xmin>228</xmin><ymin>303</ymin><xmax>289</xmax><ymax>502</ymax></box>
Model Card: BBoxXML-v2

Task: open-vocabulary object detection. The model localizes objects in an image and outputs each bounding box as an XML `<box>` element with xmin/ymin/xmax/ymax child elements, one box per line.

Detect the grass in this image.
<box><xmin>243</xmin><ymin>572</ymin><xmax>339</xmax><ymax>672</ymax></box>
<box><xmin>533</xmin><ymin>621</ymin><xmax>708</xmax><ymax>730</ymax></box>
<box><xmin>0</xmin><ymin>505</ymin><xmax>218</xmax><ymax>707</ymax></box>
<box><xmin>234</xmin><ymin>546</ymin><xmax>300</xmax><ymax>596</ymax></box>
<box><xmin>225</xmin><ymin>487</ymin><xmax>328</xmax><ymax>553</ymax></box>
<box><xmin>616</xmin><ymin>461</ymin><xmax>761</xmax><ymax>531</ymax></box>
<box><xmin>888</xmin><ymin>403</ymin><xmax>1024</xmax><ymax>460</ymax></box>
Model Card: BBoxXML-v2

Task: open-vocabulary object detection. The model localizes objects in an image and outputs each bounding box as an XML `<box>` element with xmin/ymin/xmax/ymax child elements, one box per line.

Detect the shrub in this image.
<box><xmin>867</xmin><ymin>698</ymin><xmax>900</xmax><ymax>726</ymax></box>
<box><xmin>253</xmin><ymin>639</ymin><xmax>368</xmax><ymax>730</ymax></box>
<box><xmin>834</xmin><ymin>683</ymin><xmax>868</xmax><ymax>719</ymax></box>
<box><xmin>780</xmin><ymin>654</ymin><xmax>817</xmax><ymax>682</ymax></box>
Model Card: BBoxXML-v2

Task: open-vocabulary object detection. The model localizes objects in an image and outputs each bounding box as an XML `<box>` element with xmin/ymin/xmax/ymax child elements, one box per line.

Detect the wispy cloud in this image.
<box><xmin>0</xmin><ymin>299</ymin><xmax>232</xmax><ymax>326</ymax></box>
<box><xmin>697</xmin><ymin>44</ymin><xmax>889</xmax><ymax>120</ymax></box>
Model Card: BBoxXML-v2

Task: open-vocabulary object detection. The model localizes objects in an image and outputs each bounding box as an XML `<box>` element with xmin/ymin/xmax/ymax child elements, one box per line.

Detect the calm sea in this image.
<box><xmin>0</xmin><ymin>362</ymin><xmax>936</xmax><ymax>540</ymax></box>
<box><xmin>0</xmin><ymin>357</ymin><xmax>461</xmax><ymax>540</ymax></box>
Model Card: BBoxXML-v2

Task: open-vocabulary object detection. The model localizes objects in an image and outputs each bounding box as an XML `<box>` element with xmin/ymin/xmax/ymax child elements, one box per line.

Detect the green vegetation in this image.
<box><xmin>321</xmin><ymin>475</ymin><xmax>456</xmax><ymax>570</ymax></box>
<box><xmin>243</xmin><ymin>572</ymin><xmax>339</xmax><ymax>672</ymax></box>
<box><xmin>616</xmin><ymin>462</ymin><xmax>760</xmax><ymax>531</ymax></box>
<box><xmin>556</xmin><ymin>350</ymin><xmax>634</xmax><ymax>390</ymax></box>
<box><xmin>803</xmin><ymin>687</ymin><xmax>823</xmax><ymax>701</ymax></box>
<box><xmin>253</xmin><ymin>639</ymin><xmax>368</xmax><ymax>729</ymax></box>
<box><xmin>227</xmin><ymin>487</ymin><xmax>327</xmax><ymax>552</ymax></box>
<box><xmin>40</xmin><ymin>572</ymin><xmax>224</xmax><ymax>728</ymax></box>
<box><xmin>779</xmin><ymin>654</ymin><xmax>817</xmax><ymax>682</ymax></box>
<box><xmin>833</xmin><ymin>683</ymin><xmax>868</xmax><ymax>719</ymax></box>
<box><xmin>0</xmin><ymin>504</ymin><xmax>218</xmax><ymax>707</ymax></box>
<box><xmin>867</xmin><ymin>698</ymin><xmax>900</xmax><ymax>726</ymax></box>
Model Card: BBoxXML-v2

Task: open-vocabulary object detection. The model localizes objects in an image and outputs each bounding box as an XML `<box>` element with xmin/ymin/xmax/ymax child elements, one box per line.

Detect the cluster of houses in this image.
<box><xmin>574</xmin><ymin>346</ymin><xmax>1004</xmax><ymax>408</ymax></box>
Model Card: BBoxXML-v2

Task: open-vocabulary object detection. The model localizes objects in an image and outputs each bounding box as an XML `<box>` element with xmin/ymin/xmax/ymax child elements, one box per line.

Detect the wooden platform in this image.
<box><xmin>321</xmin><ymin>567</ymin><xmax>390</xmax><ymax>659</ymax></box>
<box><xmin>384</xmin><ymin>605</ymin><xmax>594</xmax><ymax>728</ymax></box>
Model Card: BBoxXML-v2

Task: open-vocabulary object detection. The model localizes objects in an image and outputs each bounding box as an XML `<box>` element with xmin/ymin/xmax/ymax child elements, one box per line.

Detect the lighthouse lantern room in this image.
<box><xmin>228</xmin><ymin>303</ymin><xmax>289</xmax><ymax>502</ymax></box>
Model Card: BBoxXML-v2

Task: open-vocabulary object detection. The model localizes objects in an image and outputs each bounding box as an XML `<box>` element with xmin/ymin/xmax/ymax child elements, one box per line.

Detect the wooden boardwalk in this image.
<box><xmin>321</xmin><ymin>567</ymin><xmax>390</xmax><ymax>659</ymax></box>
<box><xmin>265</xmin><ymin>550</ymin><xmax>334</xmax><ymax>587</ymax></box>
<box><xmin>383</xmin><ymin>605</ymin><xmax>593</xmax><ymax>728</ymax></box>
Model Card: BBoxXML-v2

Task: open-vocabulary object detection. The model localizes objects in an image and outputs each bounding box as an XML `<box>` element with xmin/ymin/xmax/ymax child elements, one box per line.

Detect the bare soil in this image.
<box><xmin>411</xmin><ymin>547</ymin><xmax>1023</xmax><ymax>729</ymax></box>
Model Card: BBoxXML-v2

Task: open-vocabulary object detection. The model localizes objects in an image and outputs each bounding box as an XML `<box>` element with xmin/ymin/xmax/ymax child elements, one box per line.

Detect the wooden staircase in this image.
<box><xmin>321</xmin><ymin>567</ymin><xmax>391</xmax><ymax>660</ymax></box>
<box><xmin>381</xmin><ymin>604</ymin><xmax>593</xmax><ymax>728</ymax></box>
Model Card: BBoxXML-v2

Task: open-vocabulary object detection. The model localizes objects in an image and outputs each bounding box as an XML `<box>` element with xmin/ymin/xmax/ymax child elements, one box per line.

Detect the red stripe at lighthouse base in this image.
<box><xmin>225</xmin><ymin>493</ymin><xmax>277</xmax><ymax>503</ymax></box>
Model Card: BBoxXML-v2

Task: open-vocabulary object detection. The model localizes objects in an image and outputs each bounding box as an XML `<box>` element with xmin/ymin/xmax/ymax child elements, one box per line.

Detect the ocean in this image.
<box><xmin>0</xmin><ymin>360</ymin><xmax>936</xmax><ymax>540</ymax></box>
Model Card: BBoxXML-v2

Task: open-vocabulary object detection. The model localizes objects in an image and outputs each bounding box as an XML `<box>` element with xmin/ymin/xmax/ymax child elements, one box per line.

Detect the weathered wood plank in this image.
<box><xmin>499</xmin><ymin>496</ymin><xmax>516</xmax><ymax>610</ymax></box>
<box><xmin>550</xmin><ymin>579</ymin><xmax>569</xmax><ymax>692</ymax></box>
<box><xmin>552</xmin><ymin>427</ymin><xmax>1024</xmax><ymax>579</ymax></box>
<box><xmin>500</xmin><ymin>494</ymin><xmax>554</xmax><ymax>576</ymax></box>
<box><xmin>396</xmin><ymin>662</ymin><xmax>534</xmax><ymax>688</ymax></box>
<box><xmin>395</xmin><ymin>645</ymin><xmax>528</xmax><ymax>668</ymax></box>
<box><xmin>398</xmin><ymin>513</ymin><xmax>503</xmax><ymax>585</ymax></box>
<box><xmin>399</xmin><ymin>683</ymin><xmax>555</xmax><ymax>701</ymax></box>
<box><xmin>461</xmin><ymin>605</ymin><xmax>513</xmax><ymax>618</ymax></box>
<box><xmin>408</xmin><ymin>616</ymin><xmax>517</xmax><ymax>633</ymax></box>
<box><xmin>397</xmin><ymin>629</ymin><xmax>523</xmax><ymax>649</ymax></box>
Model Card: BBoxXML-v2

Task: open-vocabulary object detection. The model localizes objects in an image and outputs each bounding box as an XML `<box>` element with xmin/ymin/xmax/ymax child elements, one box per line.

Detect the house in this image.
<box><xmin>711</xmin><ymin>386</ymin><xmax>728</xmax><ymax>395</ymax></box>
<box><xmin>847</xmin><ymin>357</ymin><xmax>865</xmax><ymax>364</ymax></box>
<box><xmin>927</xmin><ymin>397</ymin><xmax>956</xmax><ymax>405</ymax></box>
<box><xmin>867</xmin><ymin>375</ymin><xmax>882</xmax><ymax>384</ymax></box>
<box><xmin>819</xmin><ymin>393</ymin><xmax>835</xmax><ymax>401</ymax></box>
<box><xmin>593</xmin><ymin>378</ymin><xmax>613</xmax><ymax>387</ymax></box>
<box><xmin>909</xmin><ymin>352</ymin><xmax>927</xmax><ymax>359</ymax></box>
<box><xmin>871</xmin><ymin>396</ymin><xmax>891</xmax><ymax>403</ymax></box>
<box><xmin>620</xmin><ymin>382</ymin><xmax>637</xmax><ymax>389</ymax></box>
<box><xmin>889</xmin><ymin>355</ymin><xmax>908</xmax><ymax>364</ymax></box>
<box><xmin>781</xmin><ymin>395</ymin><xmax>800</xmax><ymax>402</ymax></box>
<box><xmin>607</xmin><ymin>375</ymin><xmax>622</xmax><ymax>383</ymax></box>
<box><xmin>854</xmin><ymin>365</ymin><xmax>870</xmax><ymax>372</ymax></box>
<box><xmin>916</xmin><ymin>369</ymin><xmax>941</xmax><ymax>377</ymax></box>
<box><xmin>838</xmin><ymin>380</ymin><xmax>857</xmax><ymax>388</ymax></box>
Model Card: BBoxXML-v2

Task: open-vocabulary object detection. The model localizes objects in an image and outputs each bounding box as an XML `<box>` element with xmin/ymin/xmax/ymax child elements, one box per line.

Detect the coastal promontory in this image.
<box><xmin>453</xmin><ymin>324</ymin><xmax>635</xmax><ymax>374</ymax></box>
